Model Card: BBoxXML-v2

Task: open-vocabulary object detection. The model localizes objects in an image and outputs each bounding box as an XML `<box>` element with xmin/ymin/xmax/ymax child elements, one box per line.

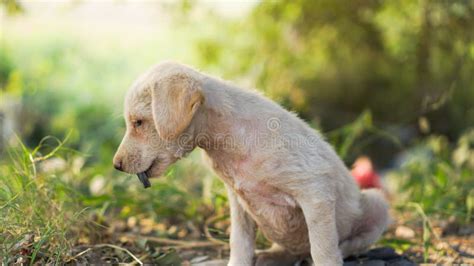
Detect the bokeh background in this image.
<box><xmin>1</xmin><ymin>0</ymin><xmax>473</xmax><ymax>264</ymax></box>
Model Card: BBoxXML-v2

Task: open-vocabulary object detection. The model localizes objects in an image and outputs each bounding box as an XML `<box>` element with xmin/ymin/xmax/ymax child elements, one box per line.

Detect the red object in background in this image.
<box><xmin>351</xmin><ymin>156</ymin><xmax>382</xmax><ymax>189</ymax></box>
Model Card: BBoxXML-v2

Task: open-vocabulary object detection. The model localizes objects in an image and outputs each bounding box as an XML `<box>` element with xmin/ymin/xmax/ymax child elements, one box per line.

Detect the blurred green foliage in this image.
<box><xmin>0</xmin><ymin>0</ymin><xmax>23</xmax><ymax>15</ymax></box>
<box><xmin>388</xmin><ymin>129</ymin><xmax>474</xmax><ymax>223</ymax></box>
<box><xmin>195</xmin><ymin>0</ymin><xmax>474</xmax><ymax>141</ymax></box>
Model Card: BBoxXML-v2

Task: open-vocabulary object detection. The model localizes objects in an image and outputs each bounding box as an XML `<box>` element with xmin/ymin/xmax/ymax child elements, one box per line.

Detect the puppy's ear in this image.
<box><xmin>151</xmin><ymin>73</ymin><xmax>203</xmax><ymax>140</ymax></box>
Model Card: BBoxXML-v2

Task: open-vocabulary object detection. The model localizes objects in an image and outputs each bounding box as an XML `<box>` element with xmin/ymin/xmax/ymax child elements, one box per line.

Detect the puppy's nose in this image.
<box><xmin>114</xmin><ymin>160</ymin><xmax>124</xmax><ymax>171</ymax></box>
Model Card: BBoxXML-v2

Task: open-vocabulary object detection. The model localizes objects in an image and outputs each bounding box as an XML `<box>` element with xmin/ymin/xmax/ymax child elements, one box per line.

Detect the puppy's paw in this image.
<box><xmin>312</xmin><ymin>255</ymin><xmax>343</xmax><ymax>266</ymax></box>
<box><xmin>255</xmin><ymin>250</ymin><xmax>306</xmax><ymax>266</ymax></box>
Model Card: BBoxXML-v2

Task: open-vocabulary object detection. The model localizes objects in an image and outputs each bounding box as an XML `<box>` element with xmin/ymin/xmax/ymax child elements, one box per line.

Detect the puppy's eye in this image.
<box><xmin>133</xmin><ymin>120</ymin><xmax>143</xmax><ymax>128</ymax></box>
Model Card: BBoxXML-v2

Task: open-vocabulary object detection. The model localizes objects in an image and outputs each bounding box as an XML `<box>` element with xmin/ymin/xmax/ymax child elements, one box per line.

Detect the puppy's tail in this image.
<box><xmin>340</xmin><ymin>189</ymin><xmax>390</xmax><ymax>258</ymax></box>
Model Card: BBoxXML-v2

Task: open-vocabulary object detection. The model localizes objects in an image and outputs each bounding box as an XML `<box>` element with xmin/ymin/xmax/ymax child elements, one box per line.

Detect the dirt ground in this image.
<box><xmin>10</xmin><ymin>212</ymin><xmax>473</xmax><ymax>265</ymax></box>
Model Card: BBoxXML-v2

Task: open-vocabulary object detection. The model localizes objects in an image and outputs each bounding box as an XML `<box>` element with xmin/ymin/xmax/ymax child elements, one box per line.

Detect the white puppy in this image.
<box><xmin>113</xmin><ymin>62</ymin><xmax>389</xmax><ymax>265</ymax></box>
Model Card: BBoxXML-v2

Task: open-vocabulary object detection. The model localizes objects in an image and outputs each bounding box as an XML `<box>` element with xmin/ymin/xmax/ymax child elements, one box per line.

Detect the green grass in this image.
<box><xmin>0</xmin><ymin>134</ymin><xmax>226</xmax><ymax>263</ymax></box>
<box><xmin>0</xmin><ymin>136</ymin><xmax>83</xmax><ymax>263</ymax></box>
<box><xmin>387</xmin><ymin>130</ymin><xmax>474</xmax><ymax>223</ymax></box>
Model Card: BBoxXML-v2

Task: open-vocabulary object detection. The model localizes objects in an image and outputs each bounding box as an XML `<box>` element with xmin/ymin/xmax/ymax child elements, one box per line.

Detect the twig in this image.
<box><xmin>69</xmin><ymin>244</ymin><xmax>143</xmax><ymax>265</ymax></box>
<box><xmin>94</xmin><ymin>244</ymin><xmax>143</xmax><ymax>265</ymax></box>
<box><xmin>66</xmin><ymin>247</ymin><xmax>92</xmax><ymax>262</ymax></box>
<box><xmin>119</xmin><ymin>233</ymin><xmax>227</xmax><ymax>249</ymax></box>
<box><xmin>128</xmin><ymin>253</ymin><xmax>150</xmax><ymax>266</ymax></box>
<box><xmin>204</xmin><ymin>215</ymin><xmax>230</xmax><ymax>246</ymax></box>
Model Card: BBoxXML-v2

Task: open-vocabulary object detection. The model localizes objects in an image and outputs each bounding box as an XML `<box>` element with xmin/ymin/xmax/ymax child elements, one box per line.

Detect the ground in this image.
<box><xmin>9</xmin><ymin>209</ymin><xmax>473</xmax><ymax>265</ymax></box>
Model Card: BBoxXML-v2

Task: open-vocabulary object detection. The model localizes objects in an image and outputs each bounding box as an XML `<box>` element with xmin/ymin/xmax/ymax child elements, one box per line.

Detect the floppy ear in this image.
<box><xmin>151</xmin><ymin>73</ymin><xmax>203</xmax><ymax>140</ymax></box>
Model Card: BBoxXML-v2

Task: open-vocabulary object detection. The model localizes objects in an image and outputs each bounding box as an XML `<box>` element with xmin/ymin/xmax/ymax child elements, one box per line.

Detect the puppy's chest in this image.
<box><xmin>210</xmin><ymin>156</ymin><xmax>298</xmax><ymax>211</ymax></box>
<box><xmin>234</xmin><ymin>180</ymin><xmax>297</xmax><ymax>209</ymax></box>
<box><xmin>233</xmin><ymin>181</ymin><xmax>309</xmax><ymax>250</ymax></box>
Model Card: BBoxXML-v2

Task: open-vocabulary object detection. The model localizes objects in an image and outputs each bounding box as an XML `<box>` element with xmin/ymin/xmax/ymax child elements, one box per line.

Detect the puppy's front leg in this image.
<box><xmin>226</xmin><ymin>185</ymin><xmax>256</xmax><ymax>266</ymax></box>
<box><xmin>297</xmin><ymin>195</ymin><xmax>343</xmax><ymax>265</ymax></box>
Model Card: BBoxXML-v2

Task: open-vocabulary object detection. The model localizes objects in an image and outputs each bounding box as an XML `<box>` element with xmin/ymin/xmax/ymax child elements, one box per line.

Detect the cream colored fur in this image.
<box><xmin>113</xmin><ymin>61</ymin><xmax>390</xmax><ymax>265</ymax></box>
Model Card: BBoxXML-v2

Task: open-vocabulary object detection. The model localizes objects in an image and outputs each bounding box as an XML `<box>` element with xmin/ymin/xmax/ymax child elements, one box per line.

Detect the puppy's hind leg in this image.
<box><xmin>255</xmin><ymin>244</ymin><xmax>308</xmax><ymax>266</ymax></box>
<box><xmin>339</xmin><ymin>189</ymin><xmax>390</xmax><ymax>258</ymax></box>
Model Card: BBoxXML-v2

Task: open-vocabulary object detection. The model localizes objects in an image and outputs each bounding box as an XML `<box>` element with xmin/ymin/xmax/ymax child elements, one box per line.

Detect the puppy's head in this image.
<box><xmin>113</xmin><ymin>63</ymin><xmax>203</xmax><ymax>186</ymax></box>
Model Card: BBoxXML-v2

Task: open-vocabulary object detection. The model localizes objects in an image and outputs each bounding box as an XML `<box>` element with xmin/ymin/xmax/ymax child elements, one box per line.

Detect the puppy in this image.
<box><xmin>113</xmin><ymin>62</ymin><xmax>389</xmax><ymax>265</ymax></box>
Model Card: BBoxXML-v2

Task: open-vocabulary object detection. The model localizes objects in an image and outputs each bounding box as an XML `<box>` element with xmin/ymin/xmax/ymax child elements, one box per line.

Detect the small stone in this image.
<box><xmin>389</xmin><ymin>259</ymin><xmax>417</xmax><ymax>266</ymax></box>
<box><xmin>343</xmin><ymin>261</ymin><xmax>359</xmax><ymax>266</ymax></box>
<box><xmin>395</xmin><ymin>225</ymin><xmax>415</xmax><ymax>239</ymax></box>
<box><xmin>193</xmin><ymin>259</ymin><xmax>228</xmax><ymax>266</ymax></box>
<box><xmin>15</xmin><ymin>256</ymin><xmax>27</xmax><ymax>264</ymax></box>
<box><xmin>359</xmin><ymin>260</ymin><xmax>385</xmax><ymax>266</ymax></box>
<box><xmin>127</xmin><ymin>216</ymin><xmax>137</xmax><ymax>228</ymax></box>
<box><xmin>365</xmin><ymin>247</ymin><xmax>399</xmax><ymax>260</ymax></box>
<box><xmin>190</xmin><ymin>256</ymin><xmax>209</xmax><ymax>263</ymax></box>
